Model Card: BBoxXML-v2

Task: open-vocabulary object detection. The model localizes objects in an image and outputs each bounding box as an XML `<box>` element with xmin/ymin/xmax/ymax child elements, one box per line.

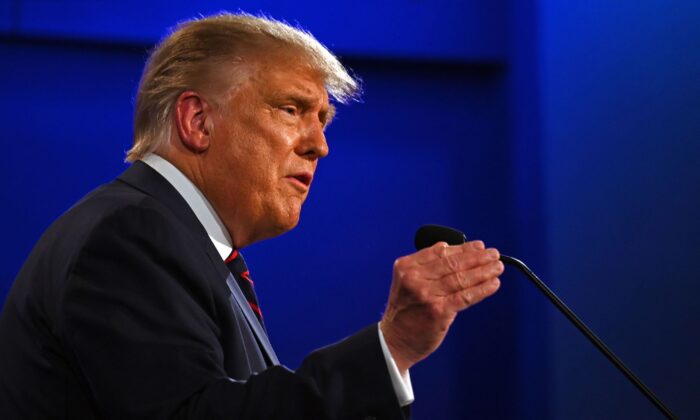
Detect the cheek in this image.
<box><xmin>216</xmin><ymin>119</ymin><xmax>292</xmax><ymax>193</ymax></box>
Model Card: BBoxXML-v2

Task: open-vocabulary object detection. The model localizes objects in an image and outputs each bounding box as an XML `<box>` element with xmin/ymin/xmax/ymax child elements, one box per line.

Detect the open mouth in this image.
<box><xmin>286</xmin><ymin>172</ymin><xmax>312</xmax><ymax>189</ymax></box>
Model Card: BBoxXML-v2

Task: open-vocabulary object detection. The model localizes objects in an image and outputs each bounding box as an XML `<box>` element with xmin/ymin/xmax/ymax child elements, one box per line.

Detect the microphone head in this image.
<box><xmin>414</xmin><ymin>224</ymin><xmax>467</xmax><ymax>250</ymax></box>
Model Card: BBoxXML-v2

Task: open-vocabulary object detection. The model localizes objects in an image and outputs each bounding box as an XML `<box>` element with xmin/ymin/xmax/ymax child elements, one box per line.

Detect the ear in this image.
<box><xmin>173</xmin><ymin>91</ymin><xmax>213</xmax><ymax>153</ymax></box>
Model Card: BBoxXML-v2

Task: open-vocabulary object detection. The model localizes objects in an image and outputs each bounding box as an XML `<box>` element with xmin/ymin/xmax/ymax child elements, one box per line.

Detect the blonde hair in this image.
<box><xmin>126</xmin><ymin>12</ymin><xmax>360</xmax><ymax>162</ymax></box>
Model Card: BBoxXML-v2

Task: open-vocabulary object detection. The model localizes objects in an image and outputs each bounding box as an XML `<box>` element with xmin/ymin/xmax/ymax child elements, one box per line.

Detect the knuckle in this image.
<box><xmin>484</xmin><ymin>261</ymin><xmax>500</xmax><ymax>277</ymax></box>
<box><xmin>453</xmin><ymin>272</ymin><xmax>467</xmax><ymax>290</ymax></box>
<box><xmin>399</xmin><ymin>270</ymin><xmax>426</xmax><ymax>296</ymax></box>
<box><xmin>480</xmin><ymin>248</ymin><xmax>500</xmax><ymax>264</ymax></box>
<box><xmin>444</xmin><ymin>255</ymin><xmax>460</xmax><ymax>271</ymax></box>
<box><xmin>394</xmin><ymin>261</ymin><xmax>413</xmax><ymax>281</ymax></box>
<box><xmin>404</xmin><ymin>268</ymin><xmax>421</xmax><ymax>283</ymax></box>
<box><xmin>461</xmin><ymin>290</ymin><xmax>474</xmax><ymax>306</ymax></box>
<box><xmin>394</xmin><ymin>257</ymin><xmax>406</xmax><ymax>269</ymax></box>
<box><xmin>462</xmin><ymin>249</ymin><xmax>480</xmax><ymax>267</ymax></box>
<box><xmin>478</xmin><ymin>265</ymin><xmax>490</xmax><ymax>280</ymax></box>
<box><xmin>415</xmin><ymin>285</ymin><xmax>431</xmax><ymax>302</ymax></box>
<box><xmin>432</xmin><ymin>243</ymin><xmax>447</xmax><ymax>258</ymax></box>
<box><xmin>477</xmin><ymin>250</ymin><xmax>491</xmax><ymax>264</ymax></box>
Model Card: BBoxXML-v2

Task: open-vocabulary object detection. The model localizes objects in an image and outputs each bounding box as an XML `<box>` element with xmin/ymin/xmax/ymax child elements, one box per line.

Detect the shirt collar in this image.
<box><xmin>140</xmin><ymin>153</ymin><xmax>233</xmax><ymax>261</ymax></box>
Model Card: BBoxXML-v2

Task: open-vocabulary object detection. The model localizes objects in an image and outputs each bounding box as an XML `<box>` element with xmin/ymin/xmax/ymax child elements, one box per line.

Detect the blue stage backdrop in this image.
<box><xmin>540</xmin><ymin>1</ymin><xmax>700</xmax><ymax>418</ymax></box>
<box><xmin>1</xmin><ymin>1</ymin><xmax>698</xmax><ymax>418</ymax></box>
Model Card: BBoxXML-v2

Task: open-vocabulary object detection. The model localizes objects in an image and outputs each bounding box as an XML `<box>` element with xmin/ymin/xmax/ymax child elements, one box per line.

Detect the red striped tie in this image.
<box><xmin>225</xmin><ymin>249</ymin><xmax>263</xmax><ymax>325</ymax></box>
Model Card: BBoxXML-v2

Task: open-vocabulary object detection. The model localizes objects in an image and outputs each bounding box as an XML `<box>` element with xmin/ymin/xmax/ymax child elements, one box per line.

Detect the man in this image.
<box><xmin>0</xmin><ymin>13</ymin><xmax>503</xmax><ymax>419</ymax></box>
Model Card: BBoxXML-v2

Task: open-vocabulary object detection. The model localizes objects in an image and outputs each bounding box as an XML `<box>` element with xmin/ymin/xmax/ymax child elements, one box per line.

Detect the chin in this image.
<box><xmin>270</xmin><ymin>209</ymin><xmax>301</xmax><ymax>237</ymax></box>
<box><xmin>257</xmin><ymin>200</ymin><xmax>303</xmax><ymax>241</ymax></box>
<box><xmin>280</xmin><ymin>214</ymin><xmax>301</xmax><ymax>233</ymax></box>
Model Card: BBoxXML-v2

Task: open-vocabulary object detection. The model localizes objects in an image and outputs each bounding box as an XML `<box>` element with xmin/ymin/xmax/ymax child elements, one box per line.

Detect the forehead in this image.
<box><xmin>245</xmin><ymin>48</ymin><xmax>329</xmax><ymax>102</ymax></box>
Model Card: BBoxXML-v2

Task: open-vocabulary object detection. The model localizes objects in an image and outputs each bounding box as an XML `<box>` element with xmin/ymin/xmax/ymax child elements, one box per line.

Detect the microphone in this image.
<box><xmin>414</xmin><ymin>224</ymin><xmax>676</xmax><ymax>420</ymax></box>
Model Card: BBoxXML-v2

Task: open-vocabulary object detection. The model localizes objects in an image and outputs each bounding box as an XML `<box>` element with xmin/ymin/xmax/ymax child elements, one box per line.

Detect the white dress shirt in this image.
<box><xmin>141</xmin><ymin>153</ymin><xmax>414</xmax><ymax>406</ymax></box>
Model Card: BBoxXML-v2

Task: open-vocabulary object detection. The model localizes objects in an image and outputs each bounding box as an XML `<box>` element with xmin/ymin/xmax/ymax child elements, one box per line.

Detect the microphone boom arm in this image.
<box><xmin>500</xmin><ymin>255</ymin><xmax>676</xmax><ymax>420</ymax></box>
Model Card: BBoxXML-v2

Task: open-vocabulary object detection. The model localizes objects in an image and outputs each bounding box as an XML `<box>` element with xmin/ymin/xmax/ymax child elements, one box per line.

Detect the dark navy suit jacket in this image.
<box><xmin>0</xmin><ymin>162</ymin><xmax>408</xmax><ymax>419</ymax></box>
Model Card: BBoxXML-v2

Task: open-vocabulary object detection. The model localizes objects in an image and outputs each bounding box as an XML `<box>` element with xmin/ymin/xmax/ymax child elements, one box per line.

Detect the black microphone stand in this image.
<box><xmin>500</xmin><ymin>254</ymin><xmax>677</xmax><ymax>420</ymax></box>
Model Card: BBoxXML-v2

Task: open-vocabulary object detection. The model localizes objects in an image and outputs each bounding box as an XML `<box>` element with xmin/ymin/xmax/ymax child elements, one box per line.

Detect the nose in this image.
<box><xmin>297</xmin><ymin>121</ymin><xmax>329</xmax><ymax>160</ymax></box>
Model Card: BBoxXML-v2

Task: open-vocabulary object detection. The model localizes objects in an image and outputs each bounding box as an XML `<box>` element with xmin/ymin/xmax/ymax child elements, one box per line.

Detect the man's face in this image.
<box><xmin>201</xmin><ymin>50</ymin><xmax>332</xmax><ymax>248</ymax></box>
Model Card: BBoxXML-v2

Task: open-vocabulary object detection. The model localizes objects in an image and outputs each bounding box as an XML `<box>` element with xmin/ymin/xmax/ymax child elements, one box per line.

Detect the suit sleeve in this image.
<box><xmin>58</xmin><ymin>204</ymin><xmax>407</xmax><ymax>419</ymax></box>
<box><xmin>298</xmin><ymin>325</ymin><xmax>412</xmax><ymax>420</ymax></box>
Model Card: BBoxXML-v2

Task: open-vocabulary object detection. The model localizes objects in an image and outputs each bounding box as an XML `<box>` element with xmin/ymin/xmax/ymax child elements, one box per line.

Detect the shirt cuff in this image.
<box><xmin>377</xmin><ymin>323</ymin><xmax>414</xmax><ymax>407</ymax></box>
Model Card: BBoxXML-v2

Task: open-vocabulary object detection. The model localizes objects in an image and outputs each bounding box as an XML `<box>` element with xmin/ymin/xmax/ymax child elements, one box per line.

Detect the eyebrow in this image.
<box><xmin>283</xmin><ymin>93</ymin><xmax>316</xmax><ymax>108</ymax></box>
<box><xmin>279</xmin><ymin>92</ymin><xmax>336</xmax><ymax>127</ymax></box>
<box><xmin>324</xmin><ymin>104</ymin><xmax>336</xmax><ymax>128</ymax></box>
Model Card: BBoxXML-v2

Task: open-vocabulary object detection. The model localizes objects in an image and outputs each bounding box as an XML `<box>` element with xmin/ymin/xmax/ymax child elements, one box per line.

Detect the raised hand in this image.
<box><xmin>380</xmin><ymin>240</ymin><xmax>503</xmax><ymax>372</ymax></box>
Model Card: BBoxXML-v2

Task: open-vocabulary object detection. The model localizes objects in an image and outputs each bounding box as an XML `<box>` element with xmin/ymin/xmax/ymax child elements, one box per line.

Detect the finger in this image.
<box><xmin>419</xmin><ymin>247</ymin><xmax>500</xmax><ymax>279</ymax></box>
<box><xmin>433</xmin><ymin>240</ymin><xmax>486</xmax><ymax>259</ymax></box>
<box><xmin>444</xmin><ymin>277</ymin><xmax>501</xmax><ymax>313</ymax></box>
<box><xmin>408</xmin><ymin>240</ymin><xmax>486</xmax><ymax>266</ymax></box>
<box><xmin>436</xmin><ymin>260</ymin><xmax>504</xmax><ymax>295</ymax></box>
<box><xmin>403</xmin><ymin>241</ymin><xmax>450</xmax><ymax>266</ymax></box>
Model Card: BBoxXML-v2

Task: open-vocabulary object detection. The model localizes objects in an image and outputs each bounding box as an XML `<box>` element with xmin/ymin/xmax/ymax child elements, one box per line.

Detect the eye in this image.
<box><xmin>281</xmin><ymin>105</ymin><xmax>298</xmax><ymax>116</ymax></box>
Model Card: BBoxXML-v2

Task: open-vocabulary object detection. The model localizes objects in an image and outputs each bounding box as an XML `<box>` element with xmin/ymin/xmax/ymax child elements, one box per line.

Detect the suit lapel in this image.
<box><xmin>225</xmin><ymin>273</ymin><xmax>279</xmax><ymax>365</ymax></box>
<box><xmin>117</xmin><ymin>161</ymin><xmax>279</xmax><ymax>367</ymax></box>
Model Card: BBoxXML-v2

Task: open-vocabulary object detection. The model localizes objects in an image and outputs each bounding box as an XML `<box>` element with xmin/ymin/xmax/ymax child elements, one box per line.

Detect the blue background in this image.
<box><xmin>1</xmin><ymin>0</ymin><xmax>698</xmax><ymax>418</ymax></box>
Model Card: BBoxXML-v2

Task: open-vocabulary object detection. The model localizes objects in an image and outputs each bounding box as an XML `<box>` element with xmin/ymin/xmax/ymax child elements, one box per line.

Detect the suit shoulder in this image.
<box><xmin>69</xmin><ymin>179</ymin><xmax>174</xmax><ymax>223</ymax></box>
<box><xmin>56</xmin><ymin>179</ymin><xmax>183</xmax><ymax>238</ymax></box>
<box><xmin>5</xmin><ymin>179</ymin><xmax>200</xmax><ymax>337</ymax></box>
<box><xmin>21</xmin><ymin>179</ymin><xmax>191</xmax><ymax>285</ymax></box>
